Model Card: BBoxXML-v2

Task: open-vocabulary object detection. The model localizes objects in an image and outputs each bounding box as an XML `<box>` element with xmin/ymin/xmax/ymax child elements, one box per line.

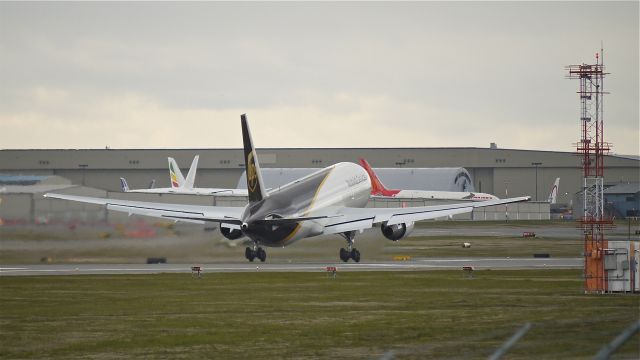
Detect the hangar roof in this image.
<box><xmin>604</xmin><ymin>183</ymin><xmax>640</xmax><ymax>195</ymax></box>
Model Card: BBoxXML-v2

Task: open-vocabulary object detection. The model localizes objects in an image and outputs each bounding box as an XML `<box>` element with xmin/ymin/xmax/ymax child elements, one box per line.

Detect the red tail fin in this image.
<box><xmin>358</xmin><ymin>158</ymin><xmax>400</xmax><ymax>197</ymax></box>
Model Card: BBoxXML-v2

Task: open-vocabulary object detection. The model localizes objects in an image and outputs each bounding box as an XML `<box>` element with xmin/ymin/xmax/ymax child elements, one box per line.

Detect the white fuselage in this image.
<box><xmin>127</xmin><ymin>188</ymin><xmax>249</xmax><ymax>196</ymax></box>
<box><xmin>383</xmin><ymin>190</ymin><xmax>498</xmax><ymax>201</ymax></box>
<box><xmin>242</xmin><ymin>162</ymin><xmax>371</xmax><ymax>247</ymax></box>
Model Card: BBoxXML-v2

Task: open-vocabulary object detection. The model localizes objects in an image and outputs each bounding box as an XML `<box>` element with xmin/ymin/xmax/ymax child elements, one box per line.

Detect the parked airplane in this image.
<box><xmin>237</xmin><ymin>167</ymin><xmax>476</xmax><ymax>192</ymax></box>
<box><xmin>121</xmin><ymin>155</ymin><xmax>249</xmax><ymax>197</ymax></box>
<box><xmin>548</xmin><ymin>177</ymin><xmax>560</xmax><ymax>204</ymax></box>
<box><xmin>359</xmin><ymin>159</ymin><xmax>498</xmax><ymax>201</ymax></box>
<box><xmin>45</xmin><ymin>114</ymin><xmax>530</xmax><ymax>262</ymax></box>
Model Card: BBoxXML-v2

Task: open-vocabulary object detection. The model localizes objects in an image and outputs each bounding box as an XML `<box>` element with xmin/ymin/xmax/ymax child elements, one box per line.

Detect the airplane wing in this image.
<box><xmin>181</xmin><ymin>188</ymin><xmax>249</xmax><ymax>196</ymax></box>
<box><xmin>322</xmin><ymin>196</ymin><xmax>531</xmax><ymax>235</ymax></box>
<box><xmin>122</xmin><ymin>188</ymin><xmax>177</xmax><ymax>194</ymax></box>
<box><xmin>43</xmin><ymin>193</ymin><xmax>245</xmax><ymax>227</ymax></box>
<box><xmin>119</xmin><ymin>187</ymin><xmax>249</xmax><ymax>196</ymax></box>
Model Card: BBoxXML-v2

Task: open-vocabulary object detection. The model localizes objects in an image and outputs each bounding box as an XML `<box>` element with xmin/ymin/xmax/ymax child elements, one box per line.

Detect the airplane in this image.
<box><xmin>237</xmin><ymin>167</ymin><xmax>476</xmax><ymax>193</ymax></box>
<box><xmin>547</xmin><ymin>177</ymin><xmax>560</xmax><ymax>204</ymax></box>
<box><xmin>45</xmin><ymin>114</ymin><xmax>530</xmax><ymax>263</ymax></box>
<box><xmin>359</xmin><ymin>159</ymin><xmax>499</xmax><ymax>201</ymax></box>
<box><xmin>120</xmin><ymin>155</ymin><xmax>249</xmax><ymax>197</ymax></box>
<box><xmin>120</xmin><ymin>178</ymin><xmax>156</xmax><ymax>192</ymax></box>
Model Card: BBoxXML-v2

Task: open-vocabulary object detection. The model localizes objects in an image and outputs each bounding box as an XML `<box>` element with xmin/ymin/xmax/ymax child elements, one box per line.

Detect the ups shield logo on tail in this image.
<box><xmin>247</xmin><ymin>151</ymin><xmax>258</xmax><ymax>193</ymax></box>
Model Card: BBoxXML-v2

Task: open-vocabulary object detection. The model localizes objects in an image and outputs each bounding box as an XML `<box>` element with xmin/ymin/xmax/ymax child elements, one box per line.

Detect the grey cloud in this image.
<box><xmin>0</xmin><ymin>2</ymin><xmax>637</xmax><ymax>153</ymax></box>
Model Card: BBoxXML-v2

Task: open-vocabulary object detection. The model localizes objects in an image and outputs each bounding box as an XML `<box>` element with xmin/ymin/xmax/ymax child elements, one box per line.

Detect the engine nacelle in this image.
<box><xmin>381</xmin><ymin>222</ymin><xmax>415</xmax><ymax>241</ymax></box>
<box><xmin>220</xmin><ymin>226</ymin><xmax>243</xmax><ymax>240</ymax></box>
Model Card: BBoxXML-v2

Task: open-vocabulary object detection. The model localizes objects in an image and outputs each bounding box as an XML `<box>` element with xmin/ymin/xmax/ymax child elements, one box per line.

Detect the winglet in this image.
<box><xmin>548</xmin><ymin>177</ymin><xmax>560</xmax><ymax>204</ymax></box>
<box><xmin>241</xmin><ymin>114</ymin><xmax>267</xmax><ymax>203</ymax></box>
<box><xmin>358</xmin><ymin>158</ymin><xmax>398</xmax><ymax>197</ymax></box>
<box><xmin>148</xmin><ymin>179</ymin><xmax>156</xmax><ymax>189</ymax></box>
<box><xmin>184</xmin><ymin>155</ymin><xmax>199</xmax><ymax>189</ymax></box>
<box><xmin>120</xmin><ymin>177</ymin><xmax>130</xmax><ymax>192</ymax></box>
<box><xmin>168</xmin><ymin>157</ymin><xmax>185</xmax><ymax>189</ymax></box>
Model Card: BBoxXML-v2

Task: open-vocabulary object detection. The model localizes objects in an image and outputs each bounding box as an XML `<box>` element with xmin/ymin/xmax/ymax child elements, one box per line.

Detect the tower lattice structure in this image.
<box><xmin>566</xmin><ymin>50</ymin><xmax>612</xmax><ymax>293</ymax></box>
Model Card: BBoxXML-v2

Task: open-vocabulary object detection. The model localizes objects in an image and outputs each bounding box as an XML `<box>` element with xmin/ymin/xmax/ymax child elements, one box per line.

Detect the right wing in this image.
<box><xmin>44</xmin><ymin>193</ymin><xmax>245</xmax><ymax>228</ymax></box>
<box><xmin>322</xmin><ymin>196</ymin><xmax>531</xmax><ymax>235</ymax></box>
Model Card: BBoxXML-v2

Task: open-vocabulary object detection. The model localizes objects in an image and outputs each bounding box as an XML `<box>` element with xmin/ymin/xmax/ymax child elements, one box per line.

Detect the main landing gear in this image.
<box><xmin>339</xmin><ymin>231</ymin><xmax>360</xmax><ymax>263</ymax></box>
<box><xmin>245</xmin><ymin>244</ymin><xmax>266</xmax><ymax>262</ymax></box>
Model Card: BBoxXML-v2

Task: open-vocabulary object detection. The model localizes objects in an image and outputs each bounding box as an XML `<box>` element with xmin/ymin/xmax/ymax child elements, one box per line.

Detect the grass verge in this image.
<box><xmin>1</xmin><ymin>270</ymin><xmax>638</xmax><ymax>359</ymax></box>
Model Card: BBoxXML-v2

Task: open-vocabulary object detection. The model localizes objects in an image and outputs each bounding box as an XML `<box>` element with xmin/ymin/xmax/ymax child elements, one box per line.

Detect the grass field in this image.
<box><xmin>1</xmin><ymin>270</ymin><xmax>638</xmax><ymax>359</ymax></box>
<box><xmin>0</xmin><ymin>234</ymin><xmax>584</xmax><ymax>264</ymax></box>
<box><xmin>385</xmin><ymin>235</ymin><xmax>583</xmax><ymax>258</ymax></box>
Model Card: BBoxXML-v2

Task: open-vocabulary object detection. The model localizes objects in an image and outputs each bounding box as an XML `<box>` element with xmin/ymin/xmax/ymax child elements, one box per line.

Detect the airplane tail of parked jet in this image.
<box><xmin>183</xmin><ymin>155</ymin><xmax>199</xmax><ymax>189</ymax></box>
<box><xmin>358</xmin><ymin>158</ymin><xmax>399</xmax><ymax>196</ymax></box>
<box><xmin>117</xmin><ymin>154</ymin><xmax>248</xmax><ymax>196</ymax></box>
<box><xmin>241</xmin><ymin>114</ymin><xmax>267</xmax><ymax>203</ymax></box>
<box><xmin>168</xmin><ymin>157</ymin><xmax>186</xmax><ymax>188</ymax></box>
<box><xmin>548</xmin><ymin>177</ymin><xmax>560</xmax><ymax>204</ymax></box>
<box><xmin>120</xmin><ymin>177</ymin><xmax>130</xmax><ymax>192</ymax></box>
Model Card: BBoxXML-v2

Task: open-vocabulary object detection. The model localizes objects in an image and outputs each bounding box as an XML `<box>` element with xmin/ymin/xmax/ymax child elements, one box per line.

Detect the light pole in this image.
<box><xmin>78</xmin><ymin>164</ymin><xmax>88</xmax><ymax>186</ymax></box>
<box><xmin>531</xmin><ymin>162</ymin><xmax>542</xmax><ymax>201</ymax></box>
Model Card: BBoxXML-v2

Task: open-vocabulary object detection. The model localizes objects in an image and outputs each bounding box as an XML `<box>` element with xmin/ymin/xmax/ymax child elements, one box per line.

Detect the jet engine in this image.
<box><xmin>220</xmin><ymin>226</ymin><xmax>243</xmax><ymax>240</ymax></box>
<box><xmin>381</xmin><ymin>222</ymin><xmax>415</xmax><ymax>241</ymax></box>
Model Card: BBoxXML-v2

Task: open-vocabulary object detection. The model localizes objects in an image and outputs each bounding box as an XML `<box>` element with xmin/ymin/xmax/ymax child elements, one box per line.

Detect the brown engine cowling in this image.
<box><xmin>381</xmin><ymin>222</ymin><xmax>415</xmax><ymax>241</ymax></box>
<box><xmin>220</xmin><ymin>226</ymin><xmax>243</xmax><ymax>240</ymax></box>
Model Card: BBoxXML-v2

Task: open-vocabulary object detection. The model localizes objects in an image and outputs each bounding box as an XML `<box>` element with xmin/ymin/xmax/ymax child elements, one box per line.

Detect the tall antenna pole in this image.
<box><xmin>566</xmin><ymin>48</ymin><xmax>612</xmax><ymax>293</ymax></box>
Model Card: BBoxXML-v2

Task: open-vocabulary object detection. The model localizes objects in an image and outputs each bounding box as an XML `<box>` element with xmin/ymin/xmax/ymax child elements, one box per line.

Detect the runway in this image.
<box><xmin>0</xmin><ymin>257</ymin><xmax>582</xmax><ymax>276</ymax></box>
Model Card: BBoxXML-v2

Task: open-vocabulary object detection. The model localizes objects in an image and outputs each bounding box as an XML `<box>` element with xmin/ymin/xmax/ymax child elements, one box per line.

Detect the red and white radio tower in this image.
<box><xmin>566</xmin><ymin>48</ymin><xmax>613</xmax><ymax>293</ymax></box>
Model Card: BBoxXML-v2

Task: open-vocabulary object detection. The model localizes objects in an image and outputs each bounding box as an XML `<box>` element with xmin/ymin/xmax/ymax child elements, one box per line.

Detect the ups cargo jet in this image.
<box><xmin>120</xmin><ymin>156</ymin><xmax>249</xmax><ymax>197</ymax></box>
<box><xmin>45</xmin><ymin>115</ymin><xmax>530</xmax><ymax>263</ymax></box>
<box><xmin>359</xmin><ymin>158</ymin><xmax>499</xmax><ymax>201</ymax></box>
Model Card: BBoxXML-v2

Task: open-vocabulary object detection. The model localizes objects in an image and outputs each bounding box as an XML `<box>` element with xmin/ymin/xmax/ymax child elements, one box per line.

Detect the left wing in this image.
<box><xmin>43</xmin><ymin>193</ymin><xmax>245</xmax><ymax>227</ymax></box>
<box><xmin>322</xmin><ymin>196</ymin><xmax>530</xmax><ymax>235</ymax></box>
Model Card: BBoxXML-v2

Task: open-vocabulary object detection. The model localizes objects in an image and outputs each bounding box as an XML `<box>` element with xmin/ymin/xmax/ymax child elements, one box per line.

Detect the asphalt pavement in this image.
<box><xmin>0</xmin><ymin>257</ymin><xmax>582</xmax><ymax>276</ymax></box>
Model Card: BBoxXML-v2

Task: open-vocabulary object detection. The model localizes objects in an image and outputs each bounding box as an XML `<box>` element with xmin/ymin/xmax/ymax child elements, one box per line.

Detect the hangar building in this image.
<box><xmin>2</xmin><ymin>147</ymin><xmax>639</xmax><ymax>223</ymax></box>
<box><xmin>1</xmin><ymin>147</ymin><xmax>637</xmax><ymax>205</ymax></box>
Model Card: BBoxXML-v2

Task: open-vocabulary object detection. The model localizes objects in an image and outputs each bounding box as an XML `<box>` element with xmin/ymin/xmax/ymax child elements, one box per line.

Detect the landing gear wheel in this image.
<box><xmin>245</xmin><ymin>247</ymin><xmax>256</xmax><ymax>262</ymax></box>
<box><xmin>339</xmin><ymin>230</ymin><xmax>358</xmax><ymax>263</ymax></box>
<box><xmin>351</xmin><ymin>248</ymin><xmax>361</xmax><ymax>263</ymax></box>
<box><xmin>257</xmin><ymin>247</ymin><xmax>267</xmax><ymax>262</ymax></box>
<box><xmin>339</xmin><ymin>248</ymin><xmax>349</xmax><ymax>262</ymax></box>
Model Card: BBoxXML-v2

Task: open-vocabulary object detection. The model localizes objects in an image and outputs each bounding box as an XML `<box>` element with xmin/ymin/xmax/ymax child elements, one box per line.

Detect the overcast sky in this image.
<box><xmin>1</xmin><ymin>2</ymin><xmax>638</xmax><ymax>155</ymax></box>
